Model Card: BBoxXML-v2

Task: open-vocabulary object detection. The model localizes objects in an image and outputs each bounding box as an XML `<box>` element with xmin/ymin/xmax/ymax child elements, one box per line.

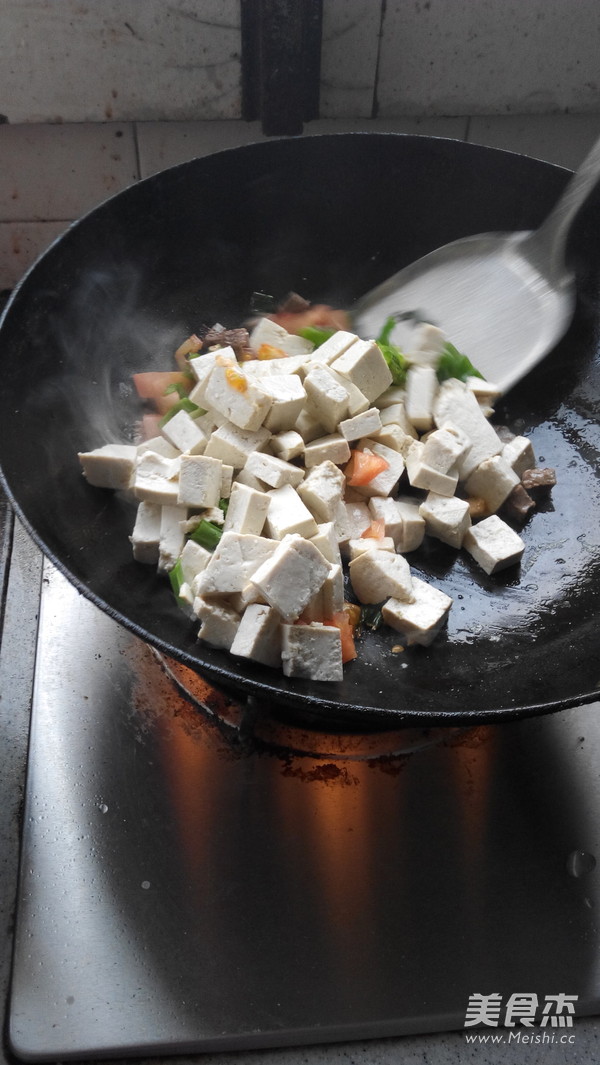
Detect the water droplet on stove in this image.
<box><xmin>566</xmin><ymin>850</ymin><xmax>596</xmax><ymax>878</ymax></box>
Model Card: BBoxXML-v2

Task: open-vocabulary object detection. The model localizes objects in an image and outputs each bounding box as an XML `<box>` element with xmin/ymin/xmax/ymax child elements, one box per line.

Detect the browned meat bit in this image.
<box><xmin>203</xmin><ymin>326</ymin><xmax>252</xmax><ymax>360</ymax></box>
<box><xmin>502</xmin><ymin>483</ymin><xmax>536</xmax><ymax>523</ymax></box>
<box><xmin>521</xmin><ymin>467</ymin><xmax>557</xmax><ymax>498</ymax></box>
<box><xmin>277</xmin><ymin>291</ymin><xmax>311</xmax><ymax>313</ymax></box>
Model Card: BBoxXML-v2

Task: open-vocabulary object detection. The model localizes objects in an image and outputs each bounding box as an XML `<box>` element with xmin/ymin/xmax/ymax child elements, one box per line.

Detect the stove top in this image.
<box><xmin>8</xmin><ymin>559</ymin><xmax>600</xmax><ymax>1060</ymax></box>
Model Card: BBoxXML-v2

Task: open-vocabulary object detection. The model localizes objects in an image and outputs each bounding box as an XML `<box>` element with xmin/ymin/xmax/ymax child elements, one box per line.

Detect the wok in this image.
<box><xmin>1</xmin><ymin>133</ymin><xmax>599</xmax><ymax>729</ymax></box>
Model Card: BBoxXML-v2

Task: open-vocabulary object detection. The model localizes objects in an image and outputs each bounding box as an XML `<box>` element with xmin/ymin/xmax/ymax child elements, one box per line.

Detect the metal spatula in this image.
<box><xmin>353</xmin><ymin>135</ymin><xmax>600</xmax><ymax>394</ymax></box>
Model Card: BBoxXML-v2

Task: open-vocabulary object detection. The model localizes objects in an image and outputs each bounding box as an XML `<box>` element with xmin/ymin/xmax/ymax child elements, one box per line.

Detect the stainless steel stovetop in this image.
<box><xmin>7</xmin><ymin>541</ymin><xmax>600</xmax><ymax>1060</ymax></box>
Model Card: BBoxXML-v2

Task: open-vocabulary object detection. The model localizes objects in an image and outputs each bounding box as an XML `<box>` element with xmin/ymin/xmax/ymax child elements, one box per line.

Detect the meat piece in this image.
<box><xmin>202</xmin><ymin>326</ymin><xmax>252</xmax><ymax>359</ymax></box>
<box><xmin>501</xmin><ymin>483</ymin><xmax>536</xmax><ymax>523</ymax></box>
<box><xmin>521</xmin><ymin>468</ymin><xmax>557</xmax><ymax>497</ymax></box>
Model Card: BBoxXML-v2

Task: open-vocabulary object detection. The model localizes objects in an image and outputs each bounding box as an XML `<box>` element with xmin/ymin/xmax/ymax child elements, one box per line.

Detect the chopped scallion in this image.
<box><xmin>437</xmin><ymin>342</ymin><xmax>485</xmax><ymax>383</ymax></box>
<box><xmin>189</xmin><ymin>519</ymin><xmax>222</xmax><ymax>551</ymax></box>
<box><xmin>158</xmin><ymin>397</ymin><xmax>201</xmax><ymax>426</ymax></box>
<box><xmin>297</xmin><ymin>325</ymin><xmax>337</xmax><ymax>348</ymax></box>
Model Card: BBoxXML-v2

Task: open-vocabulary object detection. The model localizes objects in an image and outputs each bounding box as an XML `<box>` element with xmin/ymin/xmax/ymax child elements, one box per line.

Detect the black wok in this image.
<box><xmin>1</xmin><ymin>134</ymin><xmax>599</xmax><ymax>729</ymax></box>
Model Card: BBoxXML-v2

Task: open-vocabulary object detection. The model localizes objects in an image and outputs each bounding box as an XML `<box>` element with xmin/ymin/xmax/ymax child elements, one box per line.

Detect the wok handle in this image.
<box><xmin>523</xmin><ymin>133</ymin><xmax>600</xmax><ymax>282</ymax></box>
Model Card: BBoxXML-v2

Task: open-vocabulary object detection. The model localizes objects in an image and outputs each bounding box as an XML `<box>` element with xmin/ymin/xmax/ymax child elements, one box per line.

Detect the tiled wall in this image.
<box><xmin>1</xmin><ymin>0</ymin><xmax>599</xmax><ymax>123</ymax></box>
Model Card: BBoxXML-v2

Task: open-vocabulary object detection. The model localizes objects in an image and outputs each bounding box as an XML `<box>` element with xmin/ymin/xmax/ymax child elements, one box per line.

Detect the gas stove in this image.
<box><xmin>6</xmin><ymin>527</ymin><xmax>600</xmax><ymax>1060</ymax></box>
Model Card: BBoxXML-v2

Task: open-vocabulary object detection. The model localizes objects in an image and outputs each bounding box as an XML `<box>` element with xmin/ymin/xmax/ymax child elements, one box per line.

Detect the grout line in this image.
<box><xmin>132</xmin><ymin>121</ymin><xmax>142</xmax><ymax>181</ymax></box>
<box><xmin>371</xmin><ymin>0</ymin><xmax>387</xmax><ymax>120</ymax></box>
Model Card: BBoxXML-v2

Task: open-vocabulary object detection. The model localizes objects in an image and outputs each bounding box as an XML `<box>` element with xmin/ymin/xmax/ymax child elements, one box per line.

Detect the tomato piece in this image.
<box><xmin>327</xmin><ymin>610</ymin><xmax>358</xmax><ymax>663</ymax></box>
<box><xmin>269</xmin><ymin>305</ymin><xmax>351</xmax><ymax>333</ymax></box>
<box><xmin>132</xmin><ymin>371</ymin><xmax>191</xmax><ymax>413</ymax></box>
<box><xmin>344</xmin><ymin>449</ymin><xmax>389</xmax><ymax>486</ymax></box>
<box><xmin>361</xmin><ymin>519</ymin><xmax>386</xmax><ymax>540</ymax></box>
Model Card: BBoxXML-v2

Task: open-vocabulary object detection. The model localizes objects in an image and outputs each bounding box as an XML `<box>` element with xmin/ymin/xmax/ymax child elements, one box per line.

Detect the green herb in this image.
<box><xmin>437</xmin><ymin>342</ymin><xmax>485</xmax><ymax>384</ymax></box>
<box><xmin>375</xmin><ymin>316</ymin><xmax>408</xmax><ymax>386</ymax></box>
<box><xmin>376</xmin><ymin>316</ymin><xmax>397</xmax><ymax>346</ymax></box>
<box><xmin>297</xmin><ymin>325</ymin><xmax>337</xmax><ymax>348</ymax></box>
<box><xmin>158</xmin><ymin>397</ymin><xmax>201</xmax><ymax>427</ymax></box>
<box><xmin>189</xmin><ymin>519</ymin><xmax>222</xmax><ymax>551</ymax></box>
<box><xmin>164</xmin><ymin>382</ymin><xmax>190</xmax><ymax>398</ymax></box>
<box><xmin>359</xmin><ymin>604</ymin><xmax>384</xmax><ymax>631</ymax></box>
<box><xmin>169</xmin><ymin>559</ymin><xmax>185</xmax><ymax>598</ymax></box>
<box><xmin>218</xmin><ymin>497</ymin><xmax>229</xmax><ymax>516</ymax></box>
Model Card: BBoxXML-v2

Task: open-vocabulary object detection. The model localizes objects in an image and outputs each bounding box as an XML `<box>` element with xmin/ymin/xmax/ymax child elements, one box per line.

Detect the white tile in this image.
<box><xmin>137</xmin><ymin>120</ymin><xmax>270</xmax><ymax>178</ymax></box>
<box><xmin>0</xmin><ymin>221</ymin><xmax>68</xmax><ymax>290</ymax></box>
<box><xmin>305</xmin><ymin>116</ymin><xmax>469</xmax><ymax>139</ymax></box>
<box><xmin>377</xmin><ymin>0</ymin><xmax>600</xmax><ymax>117</ymax></box>
<box><xmin>0</xmin><ymin>123</ymin><xmax>138</xmax><ymax>223</ymax></box>
<box><xmin>320</xmin><ymin>0</ymin><xmax>382</xmax><ymax>118</ymax></box>
<box><xmin>0</xmin><ymin>1</ymin><xmax>241</xmax><ymax>123</ymax></box>
<box><xmin>468</xmin><ymin>114</ymin><xmax>600</xmax><ymax>170</ymax></box>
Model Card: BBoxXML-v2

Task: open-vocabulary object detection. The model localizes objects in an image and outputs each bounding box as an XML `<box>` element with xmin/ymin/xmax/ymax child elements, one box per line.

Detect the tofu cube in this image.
<box><xmin>421</xmin><ymin>427</ymin><xmax>468</xmax><ymax>473</ymax></box>
<box><xmin>160</xmin><ymin>409</ymin><xmax>207</xmax><ymax>455</ymax></box>
<box><xmin>195</xmin><ymin>598</ymin><xmax>241</xmax><ymax>651</ymax></box>
<box><xmin>332</xmin><ymin>339</ymin><xmax>393</xmax><ymax>402</ymax></box>
<box><xmin>204</xmin><ymin>364</ymin><xmax>273</xmax><ymax>431</ymax></box>
<box><xmin>129</xmin><ymin>501</ymin><xmax>161</xmax><ymax>564</ymax></box>
<box><xmin>244</xmin><ymin>451</ymin><xmax>304</xmax><ymax>489</ymax></box>
<box><xmin>78</xmin><ymin>443</ymin><xmax>137</xmax><ymax>490</ymax></box>
<box><xmin>353</xmin><ymin>439</ymin><xmax>405</xmax><ymax>498</ymax></box>
<box><xmin>249</xmin><ymin>317</ymin><xmax>314</xmax><ymax>356</ymax></box>
<box><xmin>304</xmin><ymin>433</ymin><xmax>351</xmax><ymax>469</ymax></box>
<box><xmin>347</xmin><ymin>536</ymin><xmax>396</xmax><ymax>559</ymax></box>
<box><xmin>220</xmin><ymin>463</ymin><xmax>234</xmax><ymax>499</ymax></box>
<box><xmin>304</xmin><ymin>364</ymin><xmax>350</xmax><ymax>433</ymax></box>
<box><xmin>367</xmin><ymin>496</ymin><xmax>404</xmax><ymax>546</ymax></box>
<box><xmin>136</xmin><ymin>435</ymin><xmax>180</xmax><ymax>460</ymax></box>
<box><xmin>433</xmin><ymin>381</ymin><xmax>502</xmax><ymax>479</ymax></box>
<box><xmin>379</xmin><ymin>401</ymin><xmax>418</xmax><ymax>438</ymax></box>
<box><xmin>307</xmin><ymin>330</ymin><xmax>359</xmax><ymax>365</ymax></box>
<box><xmin>179</xmin><ymin>538</ymin><xmax>212</xmax><ymax>584</ymax></box>
<box><xmin>260</xmin><ymin>374</ymin><xmax>307</xmax><ymax>432</ymax></box>
<box><xmin>297</xmin><ymin>460</ymin><xmax>345</xmax><ymax>522</ymax></box>
<box><xmin>339</xmin><ymin>407</ymin><xmax>382</xmax><ymax>441</ymax></box>
<box><xmin>310</xmin><ymin>522</ymin><xmax>342</xmax><ymax>565</ymax></box>
<box><xmin>195</xmin><ymin>531</ymin><xmax>278</xmax><ymax>596</ymax></box>
<box><xmin>463</xmin><ymin>515</ymin><xmax>525</xmax><ymax>575</ymax></box>
<box><xmin>188</xmin><ymin>348</ymin><xmax>231</xmax><ymax>399</ymax></box>
<box><xmin>133</xmin><ymin>450</ymin><xmax>181</xmax><ymax>505</ymax></box>
<box><xmin>405</xmin><ymin>365</ymin><xmax>438</xmax><ymax>431</ymax></box>
<box><xmin>229</xmin><ymin>603</ymin><xmax>282</xmax><ymax>668</ymax></box>
<box><xmin>250</xmin><ymin>534</ymin><xmax>330</xmax><ymax>622</ymax></box>
<box><xmin>395</xmin><ymin>497</ymin><xmax>426</xmax><ymax>552</ymax></box>
<box><xmin>349</xmin><ymin>548</ymin><xmax>414</xmax><ymax>604</ymax></box>
<box><xmin>204</xmin><ymin>422</ymin><xmax>271</xmax><ymax>469</ymax></box>
<box><xmin>177</xmin><ymin>454</ymin><xmax>223</xmax><ymax>508</ymax></box>
<box><xmin>419</xmin><ymin>493</ymin><xmax>471</xmax><ymax>549</ymax></box>
<box><xmin>265</xmin><ymin>484</ymin><xmax>319</xmax><ymax>540</ymax></box>
<box><xmin>327</xmin><ymin>365</ymin><xmax>370</xmax><ymax>416</ymax></box>
<box><xmin>223</xmin><ymin>481</ymin><xmax>271</xmax><ymax>536</ymax></box>
<box><xmin>502</xmin><ymin>435</ymin><xmax>536</xmax><ymax>477</ymax></box>
<box><xmin>269</xmin><ymin>429</ymin><xmax>305</xmax><ymax>462</ymax></box>
<box><xmin>158</xmin><ymin>504</ymin><xmax>187</xmax><ymax>572</ymax></box>
<box><xmin>382</xmin><ymin>578</ymin><xmax>452</xmax><ymax>646</ymax></box>
<box><xmin>465</xmin><ymin>456</ymin><xmax>520</xmax><ymax>513</ymax></box>
<box><xmin>281</xmin><ymin>623</ymin><xmax>343</xmax><ymax>682</ymax></box>
<box><xmin>405</xmin><ymin>440</ymin><xmax>458</xmax><ymax>496</ymax></box>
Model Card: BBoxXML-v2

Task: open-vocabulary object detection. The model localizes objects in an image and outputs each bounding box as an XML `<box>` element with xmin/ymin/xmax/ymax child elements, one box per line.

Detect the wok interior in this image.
<box><xmin>1</xmin><ymin>133</ymin><xmax>600</xmax><ymax>727</ymax></box>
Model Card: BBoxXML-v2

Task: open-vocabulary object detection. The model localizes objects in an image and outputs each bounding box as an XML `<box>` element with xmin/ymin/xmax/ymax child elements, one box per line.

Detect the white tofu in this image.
<box><xmin>465</xmin><ymin>455</ymin><xmax>520</xmax><ymax>513</ymax></box>
<box><xmin>463</xmin><ymin>515</ymin><xmax>525</xmax><ymax>575</ymax></box>
<box><xmin>177</xmin><ymin>454</ymin><xmax>223</xmax><ymax>508</ymax></box>
<box><xmin>370</xmin><ymin>424</ymin><xmax>415</xmax><ymax>455</ymax></box>
<box><xmin>502</xmin><ymin>435</ymin><xmax>536</xmax><ymax>477</ymax></box>
<box><xmin>204</xmin><ymin>422</ymin><xmax>271</xmax><ymax>468</ymax></box>
<box><xmin>310</xmin><ymin>522</ymin><xmax>342</xmax><ymax>565</ymax></box>
<box><xmin>376</xmin><ymin>385</ymin><xmax>408</xmax><ymax>410</ymax></box>
<box><xmin>332</xmin><ymin>339</ymin><xmax>392</xmax><ymax>402</ymax></box>
<box><xmin>269</xmin><ymin>429</ymin><xmax>305</xmax><ymax>462</ymax></box>
<box><xmin>78</xmin><ymin>443</ymin><xmax>137</xmax><ymax>490</ymax></box>
<box><xmin>179</xmin><ymin>538</ymin><xmax>212</xmax><ymax>583</ymax></box>
<box><xmin>281</xmin><ymin>623</ymin><xmax>343</xmax><ymax>682</ymax></box>
<box><xmin>260</xmin><ymin>374</ymin><xmax>307</xmax><ymax>432</ymax></box>
<box><xmin>304</xmin><ymin>364</ymin><xmax>350</xmax><ymax>432</ymax></box>
<box><xmin>347</xmin><ymin>536</ymin><xmax>396</xmax><ymax>559</ymax></box>
<box><xmin>294</xmin><ymin>406</ymin><xmax>327</xmax><ymax>443</ymax></box>
<box><xmin>229</xmin><ymin>603</ymin><xmax>282</xmax><ymax>668</ymax></box>
<box><xmin>243</xmin><ymin>353</ymin><xmax>309</xmax><ymax>376</ymax></box>
<box><xmin>160</xmin><ymin>409</ymin><xmax>207</xmax><ymax>455</ymax></box>
<box><xmin>352</xmin><ymin>439</ymin><xmax>405</xmax><ymax>498</ymax></box>
<box><xmin>405</xmin><ymin>440</ymin><xmax>458</xmax><ymax>496</ymax></box>
<box><xmin>189</xmin><ymin>348</ymin><xmax>234</xmax><ymax>401</ymax></box>
<box><xmin>306</xmin><ymin>330</ymin><xmax>357</xmax><ymax>365</ymax></box>
<box><xmin>419</xmin><ymin>492</ymin><xmax>471</xmax><ymax>549</ymax></box>
<box><xmin>265</xmin><ymin>484</ymin><xmax>319</xmax><ymax>540</ymax></box>
<box><xmin>367</xmin><ymin>496</ymin><xmax>404</xmax><ymax>546</ymax></box>
<box><xmin>421</xmin><ymin>427</ymin><xmax>467</xmax><ymax>473</ymax></box>
<box><xmin>395</xmin><ymin>497</ymin><xmax>426</xmax><ymax>552</ymax></box>
<box><xmin>158</xmin><ymin>504</ymin><xmax>187</xmax><ymax>572</ymax></box>
<box><xmin>379</xmin><ymin>401</ymin><xmax>418</xmax><ymax>438</ymax></box>
<box><xmin>382</xmin><ymin>577</ymin><xmax>452</xmax><ymax>646</ymax></box>
<box><xmin>302</xmin><ymin>562</ymin><xmax>345</xmax><ymax>620</ymax></box>
<box><xmin>433</xmin><ymin>380</ymin><xmax>502</xmax><ymax>479</ymax></box>
<box><xmin>410</xmin><ymin>323</ymin><xmax>446</xmax><ymax>360</ymax></box>
<box><xmin>133</xmin><ymin>450</ymin><xmax>181</xmax><ymax>505</ymax></box>
<box><xmin>249</xmin><ymin>317</ymin><xmax>314</xmax><ymax>356</ymax></box>
<box><xmin>465</xmin><ymin>375</ymin><xmax>502</xmax><ymax>405</ymax></box>
<box><xmin>129</xmin><ymin>501</ymin><xmax>161</xmax><ymax>564</ymax></box>
<box><xmin>195</xmin><ymin>532</ymin><xmax>278</xmax><ymax>596</ymax></box>
<box><xmin>343</xmin><ymin>501</ymin><xmax>372</xmax><ymax>540</ymax></box>
<box><xmin>326</xmin><ymin>365</ymin><xmax>370</xmax><ymax>416</ymax></box>
<box><xmin>244</xmin><ymin>451</ymin><xmax>304</xmax><ymax>489</ymax></box>
<box><xmin>304</xmin><ymin>434</ymin><xmax>351</xmax><ymax>469</ymax></box>
<box><xmin>204</xmin><ymin>364</ymin><xmax>273</xmax><ymax>432</ymax></box>
<box><xmin>405</xmin><ymin>365</ymin><xmax>438</xmax><ymax>431</ymax></box>
<box><xmin>249</xmin><ymin>534</ymin><xmax>330</xmax><ymax>622</ymax></box>
<box><xmin>136</xmin><ymin>435</ymin><xmax>180</xmax><ymax>460</ymax></box>
<box><xmin>349</xmin><ymin>548</ymin><xmax>413</xmax><ymax>604</ymax></box>
<box><xmin>220</xmin><ymin>463</ymin><xmax>234</xmax><ymax>499</ymax></box>
<box><xmin>297</xmin><ymin>460</ymin><xmax>345</xmax><ymax>522</ymax></box>
<box><xmin>195</xmin><ymin>598</ymin><xmax>241</xmax><ymax>651</ymax></box>
<box><xmin>235</xmin><ymin>467</ymin><xmax>266</xmax><ymax>491</ymax></box>
<box><xmin>223</xmin><ymin>481</ymin><xmax>271</xmax><ymax>536</ymax></box>
<box><xmin>339</xmin><ymin>407</ymin><xmax>382</xmax><ymax>441</ymax></box>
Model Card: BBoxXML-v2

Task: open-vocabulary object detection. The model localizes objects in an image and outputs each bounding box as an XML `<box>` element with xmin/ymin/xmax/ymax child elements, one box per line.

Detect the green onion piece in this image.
<box><xmin>377</xmin><ymin>342</ymin><xmax>408</xmax><ymax>387</ymax></box>
<box><xmin>158</xmin><ymin>397</ymin><xmax>200</xmax><ymax>427</ymax></box>
<box><xmin>189</xmin><ymin>519</ymin><xmax>222</xmax><ymax>551</ymax></box>
<box><xmin>169</xmin><ymin>558</ymin><xmax>185</xmax><ymax>598</ymax></box>
<box><xmin>164</xmin><ymin>382</ymin><xmax>190</xmax><ymax>398</ymax></box>
<box><xmin>360</xmin><ymin>604</ymin><xmax>384</xmax><ymax>631</ymax></box>
<box><xmin>297</xmin><ymin>325</ymin><xmax>337</xmax><ymax>348</ymax></box>
<box><xmin>437</xmin><ymin>342</ymin><xmax>485</xmax><ymax>384</ymax></box>
<box><xmin>218</xmin><ymin>497</ymin><xmax>229</xmax><ymax>516</ymax></box>
<box><xmin>376</xmin><ymin>316</ymin><xmax>397</xmax><ymax>346</ymax></box>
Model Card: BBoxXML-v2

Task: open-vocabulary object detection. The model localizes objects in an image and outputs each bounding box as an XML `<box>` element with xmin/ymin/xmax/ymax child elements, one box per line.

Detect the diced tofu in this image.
<box><xmin>433</xmin><ymin>380</ymin><xmax>502</xmax><ymax>478</ymax></box>
<box><xmin>419</xmin><ymin>493</ymin><xmax>471</xmax><ymax>549</ymax></box>
<box><xmin>297</xmin><ymin>461</ymin><xmax>345</xmax><ymax>522</ymax></box>
<box><xmin>332</xmin><ymin>339</ymin><xmax>393</xmax><ymax>402</ymax></box>
<box><xmin>133</xmin><ymin>450</ymin><xmax>181</xmax><ymax>505</ymax></box>
<box><xmin>349</xmin><ymin>548</ymin><xmax>414</xmax><ymax>604</ymax></box>
<box><xmin>281</xmin><ymin>623</ymin><xmax>343</xmax><ymax>682</ymax></box>
<box><xmin>421</xmin><ymin>427</ymin><xmax>468</xmax><ymax>473</ymax></box>
<box><xmin>195</xmin><ymin>532</ymin><xmax>278</xmax><ymax>596</ymax></box>
<box><xmin>343</xmin><ymin>501</ymin><xmax>372</xmax><ymax>540</ymax></box>
<box><xmin>204</xmin><ymin>364</ymin><xmax>273</xmax><ymax>432</ymax></box>
<box><xmin>310</xmin><ymin>522</ymin><xmax>342</xmax><ymax>565</ymax></box>
<box><xmin>502</xmin><ymin>435</ymin><xmax>536</xmax><ymax>477</ymax></box>
<box><xmin>367</xmin><ymin>496</ymin><xmax>404</xmax><ymax>546</ymax></box>
<box><xmin>465</xmin><ymin>375</ymin><xmax>502</xmax><ymax>406</ymax></box>
<box><xmin>249</xmin><ymin>317</ymin><xmax>314</xmax><ymax>356</ymax></box>
<box><xmin>221</xmin><ymin>463</ymin><xmax>234</xmax><ymax>498</ymax></box>
<box><xmin>307</xmin><ymin>330</ymin><xmax>359</xmax><ymax>364</ymax></box>
<box><xmin>382</xmin><ymin>578</ymin><xmax>452</xmax><ymax>646</ymax></box>
<box><xmin>327</xmin><ymin>365</ymin><xmax>370</xmax><ymax>416</ymax></box>
<box><xmin>223</xmin><ymin>481</ymin><xmax>271</xmax><ymax>536</ymax></box>
<box><xmin>409</xmin><ymin>323</ymin><xmax>446</xmax><ymax>362</ymax></box>
<box><xmin>158</xmin><ymin>504</ymin><xmax>187</xmax><ymax>572</ymax></box>
<box><xmin>229</xmin><ymin>603</ymin><xmax>282</xmax><ymax>668</ymax></box>
<box><xmin>136</xmin><ymin>435</ymin><xmax>180</xmax><ymax>460</ymax></box>
<box><xmin>179</xmin><ymin>538</ymin><xmax>212</xmax><ymax>583</ymax></box>
<box><xmin>189</xmin><ymin>348</ymin><xmax>234</xmax><ymax>402</ymax></box>
<box><xmin>265</xmin><ymin>484</ymin><xmax>319</xmax><ymax>540</ymax></box>
<box><xmin>304</xmin><ymin>434</ymin><xmax>351</xmax><ymax>468</ymax></box>
<box><xmin>177</xmin><ymin>454</ymin><xmax>223</xmax><ymax>508</ymax></box>
<box><xmin>249</xmin><ymin>534</ymin><xmax>330</xmax><ymax>622</ymax></box>
<box><xmin>294</xmin><ymin>406</ymin><xmax>327</xmax><ymax>443</ymax></box>
<box><xmin>302</xmin><ymin>562</ymin><xmax>345</xmax><ymax>619</ymax></box>
<box><xmin>376</xmin><ymin>386</ymin><xmax>409</xmax><ymax>410</ymax></box>
<box><xmin>395</xmin><ymin>497</ymin><xmax>426</xmax><ymax>552</ymax></box>
<box><xmin>160</xmin><ymin>409</ymin><xmax>207</xmax><ymax>455</ymax></box>
<box><xmin>353</xmin><ymin>439</ymin><xmax>405</xmax><ymax>498</ymax></box>
<box><xmin>204</xmin><ymin>422</ymin><xmax>271</xmax><ymax>468</ymax></box>
<box><xmin>269</xmin><ymin>429</ymin><xmax>305</xmax><ymax>462</ymax></box>
<box><xmin>260</xmin><ymin>374</ymin><xmax>307</xmax><ymax>432</ymax></box>
<box><xmin>129</xmin><ymin>501</ymin><xmax>161</xmax><ymax>564</ymax></box>
<box><xmin>304</xmin><ymin>364</ymin><xmax>350</xmax><ymax>432</ymax></box>
<box><xmin>195</xmin><ymin>598</ymin><xmax>241</xmax><ymax>651</ymax></box>
<box><xmin>405</xmin><ymin>440</ymin><xmax>458</xmax><ymax>496</ymax></box>
<box><xmin>347</xmin><ymin>536</ymin><xmax>396</xmax><ymax>559</ymax></box>
<box><xmin>370</xmin><ymin>424</ymin><xmax>415</xmax><ymax>455</ymax></box>
<box><xmin>244</xmin><ymin>451</ymin><xmax>304</xmax><ymax>489</ymax></box>
<box><xmin>78</xmin><ymin>444</ymin><xmax>137</xmax><ymax>490</ymax></box>
<box><xmin>244</xmin><ymin>353</ymin><xmax>309</xmax><ymax>376</ymax></box>
<box><xmin>405</xmin><ymin>365</ymin><xmax>438</xmax><ymax>431</ymax></box>
<box><xmin>465</xmin><ymin>455</ymin><xmax>520</xmax><ymax>513</ymax></box>
<box><xmin>379</xmin><ymin>401</ymin><xmax>418</xmax><ymax>438</ymax></box>
<box><xmin>463</xmin><ymin>515</ymin><xmax>525</xmax><ymax>575</ymax></box>
<box><xmin>235</xmin><ymin>467</ymin><xmax>266</xmax><ymax>491</ymax></box>
<box><xmin>339</xmin><ymin>407</ymin><xmax>382</xmax><ymax>441</ymax></box>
